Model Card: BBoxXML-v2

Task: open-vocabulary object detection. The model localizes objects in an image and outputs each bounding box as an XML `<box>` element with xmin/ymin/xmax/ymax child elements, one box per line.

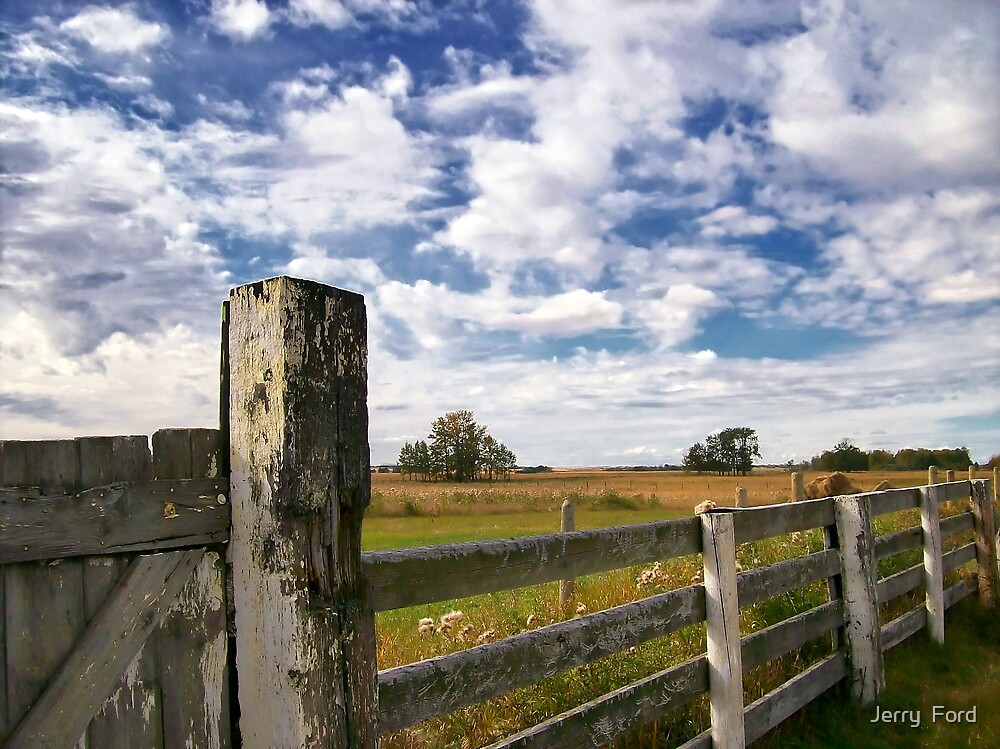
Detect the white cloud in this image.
<box><xmin>61</xmin><ymin>6</ymin><xmax>169</xmax><ymax>53</ymax></box>
<box><xmin>501</xmin><ymin>289</ymin><xmax>623</xmax><ymax>336</ymax></box>
<box><xmin>698</xmin><ymin>205</ymin><xmax>779</xmax><ymax>238</ymax></box>
<box><xmin>286</xmin><ymin>0</ymin><xmax>352</xmax><ymax>29</ymax></box>
<box><xmin>210</xmin><ymin>0</ymin><xmax>272</xmax><ymax>41</ymax></box>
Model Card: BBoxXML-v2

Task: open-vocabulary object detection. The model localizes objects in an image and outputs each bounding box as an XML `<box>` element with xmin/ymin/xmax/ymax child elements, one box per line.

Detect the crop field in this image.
<box><xmin>364</xmin><ymin>470</ymin><xmax>983</xmax><ymax>748</ymax></box>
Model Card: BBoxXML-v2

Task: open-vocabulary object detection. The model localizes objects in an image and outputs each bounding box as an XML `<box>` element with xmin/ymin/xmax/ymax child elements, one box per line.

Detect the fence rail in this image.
<box><xmin>369</xmin><ymin>478</ymin><xmax>997</xmax><ymax>747</ymax></box>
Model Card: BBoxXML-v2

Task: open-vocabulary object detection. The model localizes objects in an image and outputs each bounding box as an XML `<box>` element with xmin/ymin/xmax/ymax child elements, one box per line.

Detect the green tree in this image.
<box><xmin>684</xmin><ymin>428</ymin><xmax>760</xmax><ymax>476</ymax></box>
<box><xmin>399</xmin><ymin>410</ymin><xmax>516</xmax><ymax>482</ymax></box>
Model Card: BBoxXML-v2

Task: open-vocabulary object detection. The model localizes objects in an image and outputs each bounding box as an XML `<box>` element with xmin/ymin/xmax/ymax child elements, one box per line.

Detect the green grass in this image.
<box><xmin>362</xmin><ymin>507</ymin><xmax>688</xmax><ymax>551</ymax></box>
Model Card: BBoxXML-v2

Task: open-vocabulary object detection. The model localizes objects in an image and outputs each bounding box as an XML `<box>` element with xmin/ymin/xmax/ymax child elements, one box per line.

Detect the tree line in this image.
<box><xmin>682</xmin><ymin>427</ymin><xmax>761</xmax><ymax>476</ymax></box>
<box><xmin>397</xmin><ymin>410</ymin><xmax>517</xmax><ymax>482</ymax></box>
<box><xmin>809</xmin><ymin>439</ymin><xmax>974</xmax><ymax>472</ymax></box>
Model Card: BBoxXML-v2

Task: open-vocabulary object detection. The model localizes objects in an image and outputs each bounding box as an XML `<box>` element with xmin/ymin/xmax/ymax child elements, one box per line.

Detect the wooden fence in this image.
<box><xmin>1</xmin><ymin>275</ymin><xmax>998</xmax><ymax>749</ymax></box>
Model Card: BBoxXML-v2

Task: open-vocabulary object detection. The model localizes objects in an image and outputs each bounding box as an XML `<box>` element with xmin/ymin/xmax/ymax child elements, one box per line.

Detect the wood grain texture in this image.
<box><xmin>876</xmin><ymin>563</ymin><xmax>923</xmax><ymax>605</ymax></box>
<box><xmin>880</xmin><ymin>605</ymin><xmax>925</xmax><ymax>652</ymax></box>
<box><xmin>920</xmin><ymin>486</ymin><xmax>945</xmax><ymax>642</ymax></box>
<box><xmin>0</xmin><ymin>478</ymin><xmax>229</xmax><ymax>563</ymax></box>
<box><xmin>943</xmin><ymin>542</ymin><xmax>977</xmax><ymax>574</ymax></box>
<box><xmin>834</xmin><ymin>494</ymin><xmax>884</xmax><ymax>705</ymax></box>
<box><xmin>228</xmin><ymin>277</ymin><xmax>376</xmax><ymax>749</ymax></box>
<box><xmin>732</xmin><ymin>498</ymin><xmax>833</xmax><ymax>544</ymax></box>
<box><xmin>77</xmin><ymin>434</ymin><xmax>162</xmax><ymax>749</ymax></box>
<box><xmin>377</xmin><ymin>584</ymin><xmax>704</xmax><ymax>734</ymax></box>
<box><xmin>741</xmin><ymin>601</ymin><xmax>843</xmax><ymax>673</ymax></box>
<box><xmin>481</xmin><ymin>656</ymin><xmax>708</xmax><ymax>749</ymax></box>
<box><xmin>971</xmin><ymin>479</ymin><xmax>999</xmax><ymax>606</ymax></box>
<box><xmin>743</xmin><ymin>653</ymin><xmax>848</xmax><ymax>744</ymax></box>
<box><xmin>154</xmin><ymin>428</ymin><xmax>231</xmax><ymax>749</ymax></box>
<box><xmin>939</xmin><ymin>511</ymin><xmax>975</xmax><ymax>541</ymax></box>
<box><xmin>874</xmin><ymin>526</ymin><xmax>922</xmax><ymax>561</ymax></box>
<box><xmin>736</xmin><ymin>549</ymin><xmax>840</xmax><ymax>607</ymax></box>
<box><xmin>2</xmin><ymin>440</ymin><xmax>87</xmax><ymax>741</ymax></box>
<box><xmin>4</xmin><ymin>550</ymin><xmax>204</xmax><ymax>749</ymax></box>
<box><xmin>363</xmin><ymin>516</ymin><xmax>701</xmax><ymax>612</ymax></box>
<box><xmin>701</xmin><ymin>512</ymin><xmax>744</xmax><ymax>749</ymax></box>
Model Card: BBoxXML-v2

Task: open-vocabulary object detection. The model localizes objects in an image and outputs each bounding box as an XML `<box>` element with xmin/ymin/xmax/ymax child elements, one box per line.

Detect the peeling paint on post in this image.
<box><xmin>971</xmin><ymin>480</ymin><xmax>999</xmax><ymax>609</ymax></box>
<box><xmin>919</xmin><ymin>486</ymin><xmax>945</xmax><ymax>643</ymax></box>
<box><xmin>928</xmin><ymin>466</ymin><xmax>939</xmax><ymax>485</ymax></box>
<box><xmin>228</xmin><ymin>276</ymin><xmax>377</xmax><ymax>748</ymax></box>
<box><xmin>833</xmin><ymin>495</ymin><xmax>884</xmax><ymax>706</ymax></box>
<box><xmin>701</xmin><ymin>511</ymin><xmax>744</xmax><ymax>749</ymax></box>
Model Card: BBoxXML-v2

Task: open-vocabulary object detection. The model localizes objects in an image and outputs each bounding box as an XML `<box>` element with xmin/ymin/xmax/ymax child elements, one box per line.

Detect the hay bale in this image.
<box><xmin>694</xmin><ymin>500</ymin><xmax>718</xmax><ymax>515</ymax></box>
<box><xmin>804</xmin><ymin>471</ymin><xmax>860</xmax><ymax>499</ymax></box>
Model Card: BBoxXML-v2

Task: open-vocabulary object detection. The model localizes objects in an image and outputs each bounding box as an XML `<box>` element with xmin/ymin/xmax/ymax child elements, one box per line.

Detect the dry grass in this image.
<box><xmin>370</xmin><ymin>469</ymin><xmax>938</xmax><ymax>517</ymax></box>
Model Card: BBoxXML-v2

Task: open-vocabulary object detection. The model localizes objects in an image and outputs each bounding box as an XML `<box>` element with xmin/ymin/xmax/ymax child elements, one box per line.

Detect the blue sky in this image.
<box><xmin>2</xmin><ymin>0</ymin><xmax>998</xmax><ymax>466</ymax></box>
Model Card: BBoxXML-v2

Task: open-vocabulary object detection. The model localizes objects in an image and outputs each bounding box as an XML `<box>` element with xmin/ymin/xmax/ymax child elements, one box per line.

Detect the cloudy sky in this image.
<box><xmin>2</xmin><ymin>0</ymin><xmax>998</xmax><ymax>467</ymax></box>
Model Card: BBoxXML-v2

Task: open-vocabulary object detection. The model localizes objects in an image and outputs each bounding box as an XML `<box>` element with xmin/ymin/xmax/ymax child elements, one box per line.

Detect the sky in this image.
<box><xmin>1</xmin><ymin>0</ymin><xmax>998</xmax><ymax>468</ymax></box>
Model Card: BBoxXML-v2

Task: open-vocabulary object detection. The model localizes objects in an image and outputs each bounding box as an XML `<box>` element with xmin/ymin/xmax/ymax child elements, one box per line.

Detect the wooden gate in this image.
<box><xmin>0</xmin><ymin>429</ymin><xmax>231</xmax><ymax>749</ymax></box>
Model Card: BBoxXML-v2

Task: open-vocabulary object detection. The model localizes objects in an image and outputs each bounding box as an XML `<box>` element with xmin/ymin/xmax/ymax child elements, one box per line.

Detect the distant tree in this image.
<box><xmin>398</xmin><ymin>410</ymin><xmax>516</xmax><ymax>482</ymax></box>
<box><xmin>684</xmin><ymin>428</ymin><xmax>761</xmax><ymax>475</ymax></box>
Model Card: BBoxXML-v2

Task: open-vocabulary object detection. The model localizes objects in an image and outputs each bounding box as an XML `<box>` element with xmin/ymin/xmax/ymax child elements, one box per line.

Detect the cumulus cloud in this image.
<box><xmin>209</xmin><ymin>0</ymin><xmax>272</xmax><ymax>41</ymax></box>
<box><xmin>61</xmin><ymin>6</ymin><xmax>169</xmax><ymax>53</ymax></box>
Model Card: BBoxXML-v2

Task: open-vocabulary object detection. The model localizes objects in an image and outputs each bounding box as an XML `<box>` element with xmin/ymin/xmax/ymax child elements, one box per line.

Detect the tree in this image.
<box><xmin>683</xmin><ymin>428</ymin><xmax>761</xmax><ymax>476</ymax></box>
<box><xmin>398</xmin><ymin>410</ymin><xmax>517</xmax><ymax>482</ymax></box>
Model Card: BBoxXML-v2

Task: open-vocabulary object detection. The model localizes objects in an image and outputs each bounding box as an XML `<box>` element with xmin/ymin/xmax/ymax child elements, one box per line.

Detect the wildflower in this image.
<box><xmin>440</xmin><ymin>610</ymin><xmax>464</xmax><ymax>628</ymax></box>
<box><xmin>526</xmin><ymin>614</ymin><xmax>538</xmax><ymax>627</ymax></box>
<box><xmin>418</xmin><ymin>620</ymin><xmax>434</xmax><ymax>636</ymax></box>
<box><xmin>476</xmin><ymin>629</ymin><xmax>497</xmax><ymax>644</ymax></box>
<box><xmin>575</xmin><ymin>602</ymin><xmax>588</xmax><ymax>616</ymax></box>
<box><xmin>735</xmin><ymin>561</ymin><xmax>743</xmax><ymax>573</ymax></box>
<box><xmin>457</xmin><ymin>624</ymin><xmax>474</xmax><ymax>641</ymax></box>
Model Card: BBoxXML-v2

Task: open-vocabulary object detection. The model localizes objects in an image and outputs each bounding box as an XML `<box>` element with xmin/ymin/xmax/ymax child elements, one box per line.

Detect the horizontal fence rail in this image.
<box><xmin>0</xmin><ymin>479</ymin><xmax>230</xmax><ymax>563</ymax></box>
<box><xmin>372</xmin><ymin>479</ymin><xmax>996</xmax><ymax>747</ymax></box>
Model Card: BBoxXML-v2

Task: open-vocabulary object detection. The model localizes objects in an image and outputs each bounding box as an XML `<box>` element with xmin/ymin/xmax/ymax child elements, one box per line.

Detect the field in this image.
<box><xmin>364</xmin><ymin>469</ymin><xmax>990</xmax><ymax>748</ymax></box>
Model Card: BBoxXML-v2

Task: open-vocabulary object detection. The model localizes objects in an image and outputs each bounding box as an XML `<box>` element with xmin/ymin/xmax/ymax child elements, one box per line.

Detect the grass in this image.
<box><xmin>364</xmin><ymin>471</ymin><xmax>995</xmax><ymax>748</ymax></box>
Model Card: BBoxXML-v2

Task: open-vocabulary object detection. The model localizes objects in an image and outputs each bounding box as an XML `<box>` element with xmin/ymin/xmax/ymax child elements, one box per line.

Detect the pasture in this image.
<box><xmin>364</xmin><ymin>469</ymin><xmax>984</xmax><ymax>748</ymax></box>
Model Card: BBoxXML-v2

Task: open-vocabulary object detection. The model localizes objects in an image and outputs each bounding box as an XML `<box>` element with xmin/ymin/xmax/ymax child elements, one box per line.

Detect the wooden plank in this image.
<box><xmin>0</xmin><ymin>479</ymin><xmax>230</xmax><ymax>563</ymax></box>
<box><xmin>732</xmin><ymin>498</ymin><xmax>833</xmax><ymax>544</ymax></box>
<box><xmin>4</xmin><ymin>550</ymin><xmax>204</xmax><ymax>749</ymax></box>
<box><xmin>943</xmin><ymin>542</ymin><xmax>977</xmax><ymax>574</ymax></box>
<box><xmin>971</xmin><ymin>479</ymin><xmax>999</xmax><ymax>606</ymax></box>
<box><xmin>834</xmin><ymin>494</ymin><xmax>884</xmax><ymax>705</ymax></box>
<box><xmin>675</xmin><ymin>729</ymin><xmax>711</xmax><ymax>749</ymax></box>
<box><xmin>822</xmin><ymin>522</ymin><xmax>844</xmax><ymax>649</ymax></box>
<box><xmin>77</xmin><ymin>434</ymin><xmax>161</xmax><ymax>749</ymax></box>
<box><xmin>944</xmin><ymin>577</ymin><xmax>976</xmax><ymax>609</ymax></box>
<box><xmin>867</xmin><ymin>487</ymin><xmax>920</xmax><ymax>517</ymax></box>
<box><xmin>155</xmin><ymin>428</ymin><xmax>231</xmax><ymax>749</ymax></box>
<box><xmin>701</xmin><ymin>512</ymin><xmax>744</xmax><ymax>749</ymax></box>
<box><xmin>940</xmin><ymin>511</ymin><xmax>975</xmax><ymax>540</ymax></box>
<box><xmin>876</xmin><ymin>564</ymin><xmax>923</xmax><ymax>605</ymax></box>
<box><xmin>743</xmin><ymin>653</ymin><xmax>848</xmax><ymax>744</ymax></box>
<box><xmin>920</xmin><ymin>486</ymin><xmax>945</xmax><ymax>642</ymax></box>
<box><xmin>736</xmin><ymin>549</ymin><xmax>839</xmax><ymax>607</ymax></box>
<box><xmin>874</xmin><ymin>526</ymin><xmax>921</xmax><ymax>561</ymax></box>
<box><xmin>363</xmin><ymin>516</ymin><xmax>701</xmax><ymax>612</ymax></box>
<box><xmin>3</xmin><ymin>440</ymin><xmax>87</xmax><ymax>739</ymax></box>
<box><xmin>229</xmin><ymin>276</ymin><xmax>376</xmax><ymax>748</ymax></box>
<box><xmin>483</xmin><ymin>656</ymin><xmax>708</xmax><ymax>749</ymax></box>
<box><xmin>377</xmin><ymin>584</ymin><xmax>704</xmax><ymax>734</ymax></box>
<box><xmin>880</xmin><ymin>605</ymin><xmax>925</xmax><ymax>652</ymax></box>
<box><xmin>741</xmin><ymin>601</ymin><xmax>844</xmax><ymax>672</ymax></box>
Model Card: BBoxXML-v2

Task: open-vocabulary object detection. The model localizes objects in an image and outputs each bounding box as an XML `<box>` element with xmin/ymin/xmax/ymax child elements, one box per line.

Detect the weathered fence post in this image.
<box><xmin>919</xmin><ymin>485</ymin><xmax>945</xmax><ymax>643</ymax></box>
<box><xmin>971</xmin><ymin>480</ymin><xmax>999</xmax><ymax>608</ymax></box>
<box><xmin>559</xmin><ymin>499</ymin><xmax>575</xmax><ymax>608</ymax></box>
<box><xmin>968</xmin><ymin>465</ymin><xmax>977</xmax><ymax>482</ymax></box>
<box><xmin>735</xmin><ymin>486</ymin><xmax>747</xmax><ymax>508</ymax></box>
<box><xmin>791</xmin><ymin>472</ymin><xmax>805</xmax><ymax>502</ymax></box>
<box><xmin>833</xmin><ymin>495</ymin><xmax>884</xmax><ymax>705</ymax></box>
<box><xmin>928</xmin><ymin>466</ymin><xmax>939</xmax><ymax>485</ymax></box>
<box><xmin>945</xmin><ymin>469</ymin><xmax>955</xmax><ymax>482</ymax></box>
<box><xmin>228</xmin><ymin>276</ymin><xmax>377</xmax><ymax>748</ymax></box>
<box><xmin>701</xmin><ymin>511</ymin><xmax>745</xmax><ymax>749</ymax></box>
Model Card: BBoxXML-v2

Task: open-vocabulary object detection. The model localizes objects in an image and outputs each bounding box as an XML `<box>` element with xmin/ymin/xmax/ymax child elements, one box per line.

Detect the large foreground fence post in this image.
<box><xmin>228</xmin><ymin>276</ymin><xmax>377</xmax><ymax>748</ymax></box>
<box><xmin>833</xmin><ymin>495</ymin><xmax>884</xmax><ymax>705</ymax></box>
<box><xmin>701</xmin><ymin>511</ymin><xmax>745</xmax><ymax>749</ymax></box>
